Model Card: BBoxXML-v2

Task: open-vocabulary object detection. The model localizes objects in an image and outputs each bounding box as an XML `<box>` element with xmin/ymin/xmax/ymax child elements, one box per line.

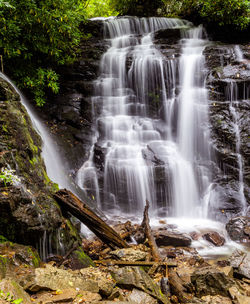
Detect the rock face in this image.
<box><xmin>110</xmin><ymin>266</ymin><xmax>170</xmax><ymax>304</ymax></box>
<box><xmin>204</xmin><ymin>43</ymin><xmax>250</xmax><ymax>219</ymax></box>
<box><xmin>0</xmin><ymin>77</ymin><xmax>91</xmax><ymax>265</ymax></box>
<box><xmin>38</xmin><ymin>20</ymin><xmax>105</xmax><ymax>177</ymax></box>
<box><xmin>191</xmin><ymin>267</ymin><xmax>235</xmax><ymax>297</ymax></box>
<box><xmin>226</xmin><ymin>216</ymin><xmax>250</xmax><ymax>243</ymax></box>
<box><xmin>230</xmin><ymin>250</ymin><xmax>250</xmax><ymax>279</ymax></box>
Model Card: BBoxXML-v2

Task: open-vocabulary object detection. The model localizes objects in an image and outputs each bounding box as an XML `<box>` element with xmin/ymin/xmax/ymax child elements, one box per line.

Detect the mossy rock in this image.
<box><xmin>0</xmin><ymin>75</ymin><xmax>84</xmax><ymax>259</ymax></box>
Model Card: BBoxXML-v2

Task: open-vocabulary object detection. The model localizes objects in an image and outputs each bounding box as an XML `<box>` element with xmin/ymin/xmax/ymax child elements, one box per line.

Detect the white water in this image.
<box><xmin>77</xmin><ymin>17</ymin><xmax>213</xmax><ymax>218</ymax></box>
<box><xmin>234</xmin><ymin>45</ymin><xmax>244</xmax><ymax>62</ymax></box>
<box><xmin>0</xmin><ymin>72</ymin><xmax>87</xmax><ymax>196</ymax></box>
<box><xmin>227</xmin><ymin>81</ymin><xmax>247</xmax><ymax>213</ymax></box>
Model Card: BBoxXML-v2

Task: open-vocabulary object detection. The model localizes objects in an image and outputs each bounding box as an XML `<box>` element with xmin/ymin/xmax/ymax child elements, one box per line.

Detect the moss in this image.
<box><xmin>0</xmin><ymin>255</ymin><xmax>8</xmax><ymax>279</ymax></box>
<box><xmin>26</xmin><ymin>247</ymin><xmax>41</xmax><ymax>268</ymax></box>
<box><xmin>74</xmin><ymin>247</ymin><xmax>95</xmax><ymax>268</ymax></box>
<box><xmin>65</xmin><ymin>219</ymin><xmax>80</xmax><ymax>240</ymax></box>
<box><xmin>0</xmin><ymin>236</ymin><xmax>9</xmax><ymax>244</ymax></box>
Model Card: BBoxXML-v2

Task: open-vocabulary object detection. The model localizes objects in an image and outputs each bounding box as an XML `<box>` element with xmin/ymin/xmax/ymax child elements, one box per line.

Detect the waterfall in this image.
<box><xmin>0</xmin><ymin>72</ymin><xmax>72</xmax><ymax>189</ymax></box>
<box><xmin>0</xmin><ymin>72</ymin><xmax>100</xmax><ymax>213</ymax></box>
<box><xmin>77</xmin><ymin>17</ymin><xmax>212</xmax><ymax>218</ymax></box>
<box><xmin>234</xmin><ymin>45</ymin><xmax>244</xmax><ymax>62</ymax></box>
<box><xmin>226</xmin><ymin>81</ymin><xmax>247</xmax><ymax>213</ymax></box>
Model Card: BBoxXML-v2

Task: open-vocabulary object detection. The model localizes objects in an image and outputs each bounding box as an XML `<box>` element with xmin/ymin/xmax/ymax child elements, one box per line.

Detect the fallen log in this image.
<box><xmin>141</xmin><ymin>200</ymin><xmax>162</xmax><ymax>262</ymax></box>
<box><xmin>54</xmin><ymin>189</ymin><xmax>129</xmax><ymax>249</ymax></box>
<box><xmin>95</xmin><ymin>260</ymin><xmax>177</xmax><ymax>267</ymax></box>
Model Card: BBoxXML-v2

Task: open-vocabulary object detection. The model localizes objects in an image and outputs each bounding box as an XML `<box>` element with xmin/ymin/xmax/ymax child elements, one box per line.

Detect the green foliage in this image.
<box><xmin>0</xmin><ymin>168</ymin><xmax>20</xmax><ymax>187</ymax></box>
<box><xmin>0</xmin><ymin>235</ymin><xmax>9</xmax><ymax>243</ymax></box>
<box><xmin>161</xmin><ymin>0</ymin><xmax>250</xmax><ymax>30</ymax></box>
<box><xmin>0</xmin><ymin>289</ymin><xmax>23</xmax><ymax>304</ymax></box>
<box><xmin>199</xmin><ymin>0</ymin><xmax>249</xmax><ymax>29</ymax></box>
<box><xmin>86</xmin><ymin>0</ymin><xmax>117</xmax><ymax>18</ymax></box>
<box><xmin>108</xmin><ymin>0</ymin><xmax>162</xmax><ymax>16</ymax></box>
<box><xmin>0</xmin><ymin>0</ymin><xmax>88</xmax><ymax>105</ymax></box>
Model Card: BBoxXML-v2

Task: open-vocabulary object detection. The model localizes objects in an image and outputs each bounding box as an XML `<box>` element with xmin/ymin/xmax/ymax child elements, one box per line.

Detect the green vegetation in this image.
<box><xmin>0</xmin><ymin>168</ymin><xmax>20</xmax><ymax>187</ymax></box>
<box><xmin>0</xmin><ymin>0</ymin><xmax>88</xmax><ymax>106</ymax></box>
<box><xmin>0</xmin><ymin>290</ymin><xmax>23</xmax><ymax>304</ymax></box>
<box><xmin>161</xmin><ymin>0</ymin><xmax>250</xmax><ymax>30</ymax></box>
<box><xmin>86</xmin><ymin>0</ymin><xmax>117</xmax><ymax>18</ymax></box>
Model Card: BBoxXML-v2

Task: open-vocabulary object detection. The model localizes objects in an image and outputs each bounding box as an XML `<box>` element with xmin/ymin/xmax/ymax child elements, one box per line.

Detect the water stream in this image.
<box><xmin>227</xmin><ymin>81</ymin><xmax>247</xmax><ymax>213</ymax></box>
<box><xmin>77</xmin><ymin>17</ymin><xmax>212</xmax><ymax>218</ymax></box>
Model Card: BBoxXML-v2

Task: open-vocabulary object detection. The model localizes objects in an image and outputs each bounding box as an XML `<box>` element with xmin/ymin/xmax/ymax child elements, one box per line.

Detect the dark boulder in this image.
<box><xmin>191</xmin><ymin>267</ymin><xmax>235</xmax><ymax>297</ymax></box>
<box><xmin>226</xmin><ymin>216</ymin><xmax>250</xmax><ymax>243</ymax></box>
<box><xmin>154</xmin><ymin>230</ymin><xmax>192</xmax><ymax>247</ymax></box>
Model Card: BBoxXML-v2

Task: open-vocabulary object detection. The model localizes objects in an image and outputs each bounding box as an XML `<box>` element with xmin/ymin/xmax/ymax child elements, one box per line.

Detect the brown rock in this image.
<box><xmin>154</xmin><ymin>230</ymin><xmax>192</xmax><ymax>247</ymax></box>
<box><xmin>201</xmin><ymin>295</ymin><xmax>232</xmax><ymax>303</ymax></box>
<box><xmin>202</xmin><ymin>232</ymin><xmax>225</xmax><ymax>246</ymax></box>
<box><xmin>191</xmin><ymin>267</ymin><xmax>235</xmax><ymax>297</ymax></box>
<box><xmin>190</xmin><ymin>232</ymin><xmax>200</xmax><ymax>241</ymax></box>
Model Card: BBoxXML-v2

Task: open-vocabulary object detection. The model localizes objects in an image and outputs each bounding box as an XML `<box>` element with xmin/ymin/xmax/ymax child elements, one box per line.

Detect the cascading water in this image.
<box><xmin>226</xmin><ymin>81</ymin><xmax>248</xmax><ymax>213</ymax></box>
<box><xmin>77</xmin><ymin>17</ymin><xmax>213</xmax><ymax>219</ymax></box>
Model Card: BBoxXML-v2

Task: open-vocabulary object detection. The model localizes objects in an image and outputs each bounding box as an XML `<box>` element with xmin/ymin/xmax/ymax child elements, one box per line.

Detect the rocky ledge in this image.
<box><xmin>0</xmin><ymin>77</ymin><xmax>91</xmax><ymax>267</ymax></box>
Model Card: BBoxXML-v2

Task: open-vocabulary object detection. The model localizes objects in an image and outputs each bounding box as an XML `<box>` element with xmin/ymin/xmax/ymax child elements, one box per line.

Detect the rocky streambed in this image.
<box><xmin>0</xmin><ymin>219</ymin><xmax>250</xmax><ymax>304</ymax></box>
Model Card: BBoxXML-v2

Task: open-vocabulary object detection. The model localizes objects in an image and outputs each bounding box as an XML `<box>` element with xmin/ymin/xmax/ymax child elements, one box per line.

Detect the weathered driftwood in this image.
<box><xmin>54</xmin><ymin>189</ymin><xmax>129</xmax><ymax>249</ymax></box>
<box><xmin>141</xmin><ymin>200</ymin><xmax>162</xmax><ymax>262</ymax></box>
<box><xmin>95</xmin><ymin>260</ymin><xmax>177</xmax><ymax>267</ymax></box>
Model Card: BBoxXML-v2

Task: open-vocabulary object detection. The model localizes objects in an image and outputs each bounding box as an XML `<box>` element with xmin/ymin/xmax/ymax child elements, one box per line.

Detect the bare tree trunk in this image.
<box><xmin>141</xmin><ymin>200</ymin><xmax>161</xmax><ymax>262</ymax></box>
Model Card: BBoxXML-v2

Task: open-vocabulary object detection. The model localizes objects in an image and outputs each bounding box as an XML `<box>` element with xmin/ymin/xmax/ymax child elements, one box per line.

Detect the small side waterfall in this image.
<box><xmin>226</xmin><ymin>81</ymin><xmax>248</xmax><ymax>213</ymax></box>
<box><xmin>0</xmin><ymin>72</ymin><xmax>68</xmax><ymax>189</ymax></box>
<box><xmin>77</xmin><ymin>17</ymin><xmax>212</xmax><ymax>218</ymax></box>
<box><xmin>0</xmin><ymin>72</ymin><xmax>100</xmax><ymax>214</ymax></box>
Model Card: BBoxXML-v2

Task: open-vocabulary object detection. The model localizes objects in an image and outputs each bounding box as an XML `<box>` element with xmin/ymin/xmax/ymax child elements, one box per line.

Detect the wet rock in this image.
<box><xmin>191</xmin><ymin>267</ymin><xmax>235</xmax><ymax>297</ymax></box>
<box><xmin>110</xmin><ymin>266</ymin><xmax>170</xmax><ymax>304</ymax></box>
<box><xmin>154</xmin><ymin>230</ymin><xmax>192</xmax><ymax>247</ymax></box>
<box><xmin>0</xmin><ymin>77</ymin><xmax>83</xmax><ymax>254</ymax></box>
<box><xmin>230</xmin><ymin>250</ymin><xmax>250</xmax><ymax>279</ymax></box>
<box><xmin>154</xmin><ymin>28</ymin><xmax>182</xmax><ymax>44</ymax></box>
<box><xmin>94</xmin><ymin>143</ymin><xmax>107</xmax><ymax>171</ymax></box>
<box><xmin>24</xmin><ymin>264</ymin><xmax>99</xmax><ymax>293</ymax></box>
<box><xmin>202</xmin><ymin>232</ymin><xmax>225</xmax><ymax>246</ymax></box>
<box><xmin>160</xmin><ymin>277</ymin><xmax>170</xmax><ymax>297</ymax></box>
<box><xmin>226</xmin><ymin>217</ymin><xmax>250</xmax><ymax>243</ymax></box>
<box><xmin>110</xmin><ymin>248</ymin><xmax>147</xmax><ymax>262</ymax></box>
<box><xmin>0</xmin><ymin>279</ymin><xmax>32</xmax><ymax>304</ymax></box>
<box><xmin>190</xmin><ymin>232</ymin><xmax>200</xmax><ymax>241</ymax></box>
<box><xmin>0</xmin><ymin>242</ymin><xmax>41</xmax><ymax>268</ymax></box>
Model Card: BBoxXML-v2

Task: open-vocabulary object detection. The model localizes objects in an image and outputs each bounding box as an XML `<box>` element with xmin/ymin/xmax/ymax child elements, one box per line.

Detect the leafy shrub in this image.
<box><xmin>0</xmin><ymin>168</ymin><xmax>20</xmax><ymax>187</ymax></box>
<box><xmin>0</xmin><ymin>0</ymin><xmax>88</xmax><ymax>105</ymax></box>
<box><xmin>0</xmin><ymin>289</ymin><xmax>23</xmax><ymax>304</ymax></box>
<box><xmin>161</xmin><ymin>0</ymin><xmax>249</xmax><ymax>30</ymax></box>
